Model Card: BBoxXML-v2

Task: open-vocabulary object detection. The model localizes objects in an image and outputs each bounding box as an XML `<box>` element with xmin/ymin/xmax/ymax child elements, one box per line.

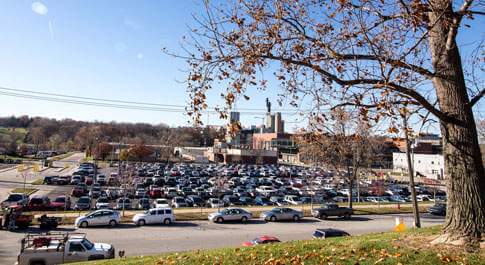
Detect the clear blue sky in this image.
<box><xmin>0</xmin><ymin>0</ymin><xmax>288</xmax><ymax>128</ymax></box>
<box><xmin>0</xmin><ymin>1</ymin><xmax>482</xmax><ymax>132</ymax></box>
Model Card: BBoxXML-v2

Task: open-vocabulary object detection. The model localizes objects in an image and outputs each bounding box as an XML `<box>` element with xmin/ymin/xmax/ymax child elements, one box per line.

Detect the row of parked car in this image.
<box><xmin>73</xmin><ymin>203</ymin><xmax>353</xmax><ymax>229</ymax></box>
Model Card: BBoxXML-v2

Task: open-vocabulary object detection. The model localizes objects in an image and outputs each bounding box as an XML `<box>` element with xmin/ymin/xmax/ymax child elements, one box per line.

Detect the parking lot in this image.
<box><xmin>0</xmin><ymin>212</ymin><xmax>445</xmax><ymax>264</ymax></box>
<box><xmin>2</xmin><ymin>161</ymin><xmax>446</xmax><ymax>215</ymax></box>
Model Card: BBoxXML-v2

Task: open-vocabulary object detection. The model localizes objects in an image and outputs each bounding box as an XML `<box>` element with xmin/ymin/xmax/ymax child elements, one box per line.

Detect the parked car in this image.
<box><xmin>71</xmin><ymin>186</ymin><xmax>86</xmax><ymax>198</ymax></box>
<box><xmin>311</xmin><ymin>204</ymin><xmax>353</xmax><ymax>220</ymax></box>
<box><xmin>89</xmin><ymin>186</ymin><xmax>102</xmax><ymax>198</ymax></box>
<box><xmin>75</xmin><ymin>209</ymin><xmax>120</xmax><ymax>228</ymax></box>
<box><xmin>242</xmin><ymin>235</ymin><xmax>280</xmax><ymax>246</ymax></box>
<box><xmin>208</xmin><ymin>198</ymin><xmax>224</xmax><ymax>208</ymax></box>
<box><xmin>50</xmin><ymin>196</ymin><xmax>71</xmax><ymax>210</ymax></box>
<box><xmin>428</xmin><ymin>203</ymin><xmax>446</xmax><ymax>216</ymax></box>
<box><xmin>56</xmin><ymin>176</ymin><xmax>71</xmax><ymax>185</ymax></box>
<box><xmin>260</xmin><ymin>207</ymin><xmax>303</xmax><ymax>222</ymax></box>
<box><xmin>132</xmin><ymin>207</ymin><xmax>175</xmax><ymax>226</ymax></box>
<box><xmin>138</xmin><ymin>197</ymin><xmax>150</xmax><ymax>210</ymax></box>
<box><xmin>254</xmin><ymin>196</ymin><xmax>273</xmax><ymax>206</ymax></box>
<box><xmin>116</xmin><ymin>198</ymin><xmax>132</xmax><ymax>210</ymax></box>
<box><xmin>1</xmin><ymin>193</ymin><xmax>29</xmax><ymax>208</ymax></box>
<box><xmin>17</xmin><ymin>233</ymin><xmax>115</xmax><ymax>265</ymax></box>
<box><xmin>186</xmin><ymin>195</ymin><xmax>205</xmax><ymax>207</ymax></box>
<box><xmin>70</xmin><ymin>175</ymin><xmax>82</xmax><ymax>185</ymax></box>
<box><xmin>153</xmin><ymin>198</ymin><xmax>170</xmax><ymax>208</ymax></box>
<box><xmin>95</xmin><ymin>197</ymin><xmax>110</xmax><ymax>209</ymax></box>
<box><xmin>312</xmin><ymin>228</ymin><xmax>350</xmax><ymax>239</ymax></box>
<box><xmin>172</xmin><ymin>197</ymin><xmax>188</xmax><ymax>208</ymax></box>
<box><xmin>43</xmin><ymin>175</ymin><xmax>58</xmax><ymax>185</ymax></box>
<box><xmin>27</xmin><ymin>195</ymin><xmax>51</xmax><ymax>211</ymax></box>
<box><xmin>106</xmin><ymin>187</ymin><xmax>120</xmax><ymax>199</ymax></box>
<box><xmin>284</xmin><ymin>195</ymin><xmax>303</xmax><ymax>205</ymax></box>
<box><xmin>417</xmin><ymin>194</ymin><xmax>434</xmax><ymax>202</ymax></box>
<box><xmin>135</xmin><ymin>188</ymin><xmax>147</xmax><ymax>198</ymax></box>
<box><xmin>96</xmin><ymin>175</ymin><xmax>107</xmax><ymax>185</ymax></box>
<box><xmin>149</xmin><ymin>187</ymin><xmax>162</xmax><ymax>198</ymax></box>
<box><xmin>74</xmin><ymin>196</ymin><xmax>92</xmax><ymax>210</ymax></box>
<box><xmin>208</xmin><ymin>208</ymin><xmax>252</xmax><ymax>223</ymax></box>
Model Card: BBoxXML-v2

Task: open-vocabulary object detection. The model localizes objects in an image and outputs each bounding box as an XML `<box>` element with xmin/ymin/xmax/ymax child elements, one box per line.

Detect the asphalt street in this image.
<box><xmin>0</xmin><ymin>153</ymin><xmax>85</xmax><ymax>200</ymax></box>
<box><xmin>0</xmin><ymin>213</ymin><xmax>444</xmax><ymax>264</ymax></box>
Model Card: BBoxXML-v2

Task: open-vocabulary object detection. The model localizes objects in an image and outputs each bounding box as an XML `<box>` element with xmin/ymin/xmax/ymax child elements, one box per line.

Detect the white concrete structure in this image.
<box><xmin>393</xmin><ymin>152</ymin><xmax>445</xmax><ymax>180</ymax></box>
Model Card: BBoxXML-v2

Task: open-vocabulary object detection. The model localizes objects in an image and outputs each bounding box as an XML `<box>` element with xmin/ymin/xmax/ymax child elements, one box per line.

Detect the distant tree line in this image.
<box><xmin>0</xmin><ymin>115</ymin><xmax>225</xmax><ymax>156</ymax></box>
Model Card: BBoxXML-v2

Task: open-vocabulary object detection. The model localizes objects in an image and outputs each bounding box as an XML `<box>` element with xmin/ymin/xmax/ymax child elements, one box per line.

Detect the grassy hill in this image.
<box><xmin>77</xmin><ymin>226</ymin><xmax>484</xmax><ymax>265</ymax></box>
<box><xmin>0</xmin><ymin>127</ymin><xmax>28</xmax><ymax>145</ymax></box>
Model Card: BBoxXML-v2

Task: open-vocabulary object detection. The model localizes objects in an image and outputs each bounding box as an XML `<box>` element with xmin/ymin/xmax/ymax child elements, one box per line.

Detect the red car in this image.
<box><xmin>27</xmin><ymin>195</ymin><xmax>51</xmax><ymax>211</ymax></box>
<box><xmin>50</xmin><ymin>195</ymin><xmax>71</xmax><ymax>210</ymax></box>
<box><xmin>85</xmin><ymin>176</ymin><xmax>94</xmax><ymax>186</ymax></box>
<box><xmin>70</xmin><ymin>186</ymin><xmax>85</xmax><ymax>197</ymax></box>
<box><xmin>149</xmin><ymin>186</ymin><xmax>162</xmax><ymax>198</ymax></box>
<box><xmin>242</xmin><ymin>235</ymin><xmax>281</xmax><ymax>247</ymax></box>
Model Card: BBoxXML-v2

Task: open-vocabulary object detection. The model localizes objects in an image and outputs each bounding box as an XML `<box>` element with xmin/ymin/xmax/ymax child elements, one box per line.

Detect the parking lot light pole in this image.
<box><xmin>403</xmin><ymin>114</ymin><xmax>421</xmax><ymax>228</ymax></box>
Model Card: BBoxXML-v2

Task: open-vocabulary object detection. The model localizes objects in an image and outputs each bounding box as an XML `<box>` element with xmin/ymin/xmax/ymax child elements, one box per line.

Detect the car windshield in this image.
<box><xmin>7</xmin><ymin>194</ymin><xmax>23</xmax><ymax>201</ymax></box>
<box><xmin>78</xmin><ymin>198</ymin><xmax>90</xmax><ymax>203</ymax></box>
<box><xmin>30</xmin><ymin>198</ymin><xmax>44</xmax><ymax>204</ymax></box>
<box><xmin>54</xmin><ymin>197</ymin><xmax>65</xmax><ymax>202</ymax></box>
<box><xmin>81</xmin><ymin>239</ymin><xmax>94</xmax><ymax>250</ymax></box>
<box><xmin>98</xmin><ymin>198</ymin><xmax>108</xmax><ymax>203</ymax></box>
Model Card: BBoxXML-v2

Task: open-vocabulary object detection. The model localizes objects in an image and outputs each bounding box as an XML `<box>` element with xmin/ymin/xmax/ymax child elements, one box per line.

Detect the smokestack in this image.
<box><xmin>275</xmin><ymin>112</ymin><xmax>283</xmax><ymax>134</ymax></box>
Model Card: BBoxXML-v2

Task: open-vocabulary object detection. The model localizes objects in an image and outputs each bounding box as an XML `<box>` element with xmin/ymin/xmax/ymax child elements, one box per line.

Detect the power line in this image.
<box><xmin>0</xmin><ymin>89</ymin><xmax>305</xmax><ymax>115</ymax></box>
<box><xmin>0</xmin><ymin>86</ymin><xmax>303</xmax><ymax>113</ymax></box>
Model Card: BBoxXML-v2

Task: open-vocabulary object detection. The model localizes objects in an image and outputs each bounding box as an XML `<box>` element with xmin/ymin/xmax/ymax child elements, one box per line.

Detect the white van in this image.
<box><xmin>132</xmin><ymin>207</ymin><xmax>175</xmax><ymax>226</ymax></box>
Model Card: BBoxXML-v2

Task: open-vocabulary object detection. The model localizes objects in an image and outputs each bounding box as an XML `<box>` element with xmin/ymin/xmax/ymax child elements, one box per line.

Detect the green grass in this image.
<box><xmin>49</xmin><ymin>152</ymin><xmax>75</xmax><ymax>161</ymax></box>
<box><xmin>10</xmin><ymin>188</ymin><xmax>38</xmax><ymax>195</ymax></box>
<box><xmin>30</xmin><ymin>179</ymin><xmax>44</xmax><ymax>185</ymax></box>
<box><xmin>76</xmin><ymin>226</ymin><xmax>484</xmax><ymax>265</ymax></box>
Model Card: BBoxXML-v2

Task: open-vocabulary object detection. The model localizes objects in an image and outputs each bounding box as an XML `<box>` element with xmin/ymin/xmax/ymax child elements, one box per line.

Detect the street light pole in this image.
<box><xmin>403</xmin><ymin>114</ymin><xmax>421</xmax><ymax>228</ymax></box>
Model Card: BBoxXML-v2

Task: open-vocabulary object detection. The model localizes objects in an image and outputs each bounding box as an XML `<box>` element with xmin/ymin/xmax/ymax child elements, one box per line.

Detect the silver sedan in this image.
<box><xmin>208</xmin><ymin>208</ymin><xmax>252</xmax><ymax>223</ymax></box>
<box><xmin>260</xmin><ymin>207</ymin><xmax>304</xmax><ymax>222</ymax></box>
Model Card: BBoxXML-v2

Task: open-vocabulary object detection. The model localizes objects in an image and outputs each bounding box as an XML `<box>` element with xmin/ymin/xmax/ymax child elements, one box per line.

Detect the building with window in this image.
<box><xmin>393</xmin><ymin>152</ymin><xmax>444</xmax><ymax>180</ymax></box>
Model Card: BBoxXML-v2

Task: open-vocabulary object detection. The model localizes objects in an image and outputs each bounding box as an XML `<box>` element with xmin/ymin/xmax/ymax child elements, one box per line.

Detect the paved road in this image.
<box><xmin>0</xmin><ymin>213</ymin><xmax>444</xmax><ymax>264</ymax></box>
<box><xmin>0</xmin><ymin>152</ymin><xmax>84</xmax><ymax>201</ymax></box>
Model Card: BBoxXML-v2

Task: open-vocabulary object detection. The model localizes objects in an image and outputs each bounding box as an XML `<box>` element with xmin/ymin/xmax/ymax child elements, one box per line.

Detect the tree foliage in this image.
<box><xmin>178</xmin><ymin>0</ymin><xmax>485</xmax><ymax>246</ymax></box>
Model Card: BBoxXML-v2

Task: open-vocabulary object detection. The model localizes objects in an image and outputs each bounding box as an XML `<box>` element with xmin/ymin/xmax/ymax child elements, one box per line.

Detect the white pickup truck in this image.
<box><xmin>17</xmin><ymin>232</ymin><xmax>115</xmax><ymax>265</ymax></box>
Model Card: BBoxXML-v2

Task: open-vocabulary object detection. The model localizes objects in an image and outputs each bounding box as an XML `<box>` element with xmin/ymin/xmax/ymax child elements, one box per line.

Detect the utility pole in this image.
<box><xmin>403</xmin><ymin>113</ymin><xmax>421</xmax><ymax>228</ymax></box>
<box><xmin>93</xmin><ymin>137</ymin><xmax>99</xmax><ymax>183</ymax></box>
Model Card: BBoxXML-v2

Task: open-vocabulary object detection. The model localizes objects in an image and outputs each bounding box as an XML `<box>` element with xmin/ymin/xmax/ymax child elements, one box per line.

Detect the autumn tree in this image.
<box><xmin>298</xmin><ymin>109</ymin><xmax>382</xmax><ymax>208</ymax></box>
<box><xmin>179</xmin><ymin>0</ymin><xmax>485</xmax><ymax>246</ymax></box>
<box><xmin>18</xmin><ymin>144</ymin><xmax>29</xmax><ymax>157</ymax></box>
<box><xmin>128</xmin><ymin>144</ymin><xmax>154</xmax><ymax>162</ymax></box>
<box><xmin>94</xmin><ymin>142</ymin><xmax>113</xmax><ymax>160</ymax></box>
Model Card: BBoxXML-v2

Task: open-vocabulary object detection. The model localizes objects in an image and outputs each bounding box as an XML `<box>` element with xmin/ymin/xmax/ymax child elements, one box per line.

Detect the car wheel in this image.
<box><xmin>109</xmin><ymin>220</ymin><xmax>117</xmax><ymax>227</ymax></box>
<box><xmin>137</xmin><ymin>219</ymin><xmax>146</xmax><ymax>226</ymax></box>
<box><xmin>270</xmin><ymin>216</ymin><xmax>277</xmax><ymax>222</ymax></box>
<box><xmin>80</xmin><ymin>221</ymin><xmax>88</xmax><ymax>228</ymax></box>
<box><xmin>293</xmin><ymin>215</ymin><xmax>300</xmax><ymax>222</ymax></box>
<box><xmin>241</xmin><ymin>216</ymin><xmax>248</xmax><ymax>223</ymax></box>
<box><xmin>164</xmin><ymin>218</ymin><xmax>172</xmax><ymax>225</ymax></box>
<box><xmin>344</xmin><ymin>213</ymin><xmax>351</xmax><ymax>219</ymax></box>
<box><xmin>319</xmin><ymin>214</ymin><xmax>328</xmax><ymax>220</ymax></box>
<box><xmin>216</xmin><ymin>217</ymin><xmax>224</xmax><ymax>223</ymax></box>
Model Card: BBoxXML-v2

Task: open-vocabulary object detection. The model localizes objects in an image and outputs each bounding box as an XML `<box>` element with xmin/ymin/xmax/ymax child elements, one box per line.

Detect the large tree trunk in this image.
<box><xmin>428</xmin><ymin>1</ymin><xmax>485</xmax><ymax>247</ymax></box>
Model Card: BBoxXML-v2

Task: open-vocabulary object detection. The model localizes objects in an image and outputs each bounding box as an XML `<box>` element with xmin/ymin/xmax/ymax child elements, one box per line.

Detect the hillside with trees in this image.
<box><xmin>0</xmin><ymin>115</ymin><xmax>225</xmax><ymax>156</ymax></box>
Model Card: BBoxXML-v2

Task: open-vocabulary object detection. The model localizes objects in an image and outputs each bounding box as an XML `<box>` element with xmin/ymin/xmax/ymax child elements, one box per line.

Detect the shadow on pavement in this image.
<box><xmin>210</xmin><ymin>219</ymin><xmax>267</xmax><ymax>225</ymax></box>
<box><xmin>159</xmin><ymin>222</ymin><xmax>199</xmax><ymax>228</ymax></box>
<box><xmin>6</xmin><ymin>226</ymin><xmax>77</xmax><ymax>234</ymax></box>
<box><xmin>320</xmin><ymin>216</ymin><xmax>373</xmax><ymax>222</ymax></box>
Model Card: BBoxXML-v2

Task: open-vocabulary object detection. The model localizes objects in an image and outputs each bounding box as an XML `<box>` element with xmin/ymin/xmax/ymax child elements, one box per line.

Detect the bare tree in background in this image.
<box><xmin>175</xmin><ymin>0</ymin><xmax>485</xmax><ymax>247</ymax></box>
<box><xmin>297</xmin><ymin>109</ymin><xmax>382</xmax><ymax>208</ymax></box>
